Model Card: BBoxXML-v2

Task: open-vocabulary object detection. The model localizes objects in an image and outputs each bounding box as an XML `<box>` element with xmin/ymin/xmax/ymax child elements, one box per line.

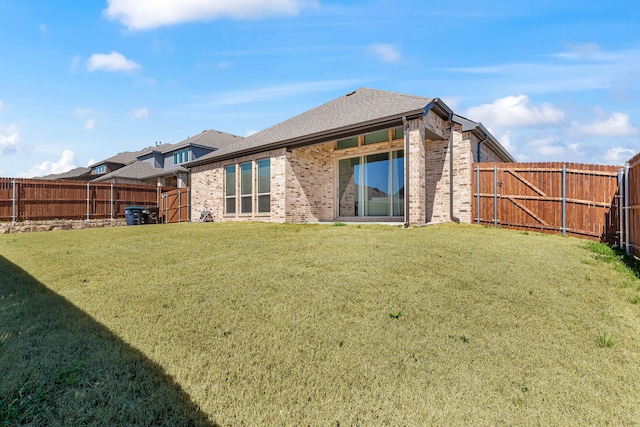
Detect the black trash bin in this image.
<box><xmin>124</xmin><ymin>206</ymin><xmax>145</xmax><ymax>226</ymax></box>
<box><xmin>145</xmin><ymin>207</ymin><xmax>159</xmax><ymax>224</ymax></box>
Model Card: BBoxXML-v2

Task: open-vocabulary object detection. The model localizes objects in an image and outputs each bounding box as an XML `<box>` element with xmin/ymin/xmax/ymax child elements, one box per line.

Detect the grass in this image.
<box><xmin>1</xmin><ymin>222</ymin><xmax>640</xmax><ymax>425</ymax></box>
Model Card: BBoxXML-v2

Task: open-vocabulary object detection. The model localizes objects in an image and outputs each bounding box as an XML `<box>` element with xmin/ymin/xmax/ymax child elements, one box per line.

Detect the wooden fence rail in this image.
<box><xmin>0</xmin><ymin>178</ymin><xmax>173</xmax><ymax>221</ymax></box>
<box><xmin>472</xmin><ymin>162</ymin><xmax>621</xmax><ymax>243</ymax></box>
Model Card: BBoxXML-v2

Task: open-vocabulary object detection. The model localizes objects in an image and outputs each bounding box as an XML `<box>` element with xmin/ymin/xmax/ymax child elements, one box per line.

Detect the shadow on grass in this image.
<box><xmin>0</xmin><ymin>256</ymin><xmax>217</xmax><ymax>426</ymax></box>
<box><xmin>621</xmin><ymin>252</ymin><xmax>640</xmax><ymax>280</ymax></box>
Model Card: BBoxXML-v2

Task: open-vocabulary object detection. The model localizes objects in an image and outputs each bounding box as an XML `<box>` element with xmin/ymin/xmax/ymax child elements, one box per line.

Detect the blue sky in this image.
<box><xmin>1</xmin><ymin>0</ymin><xmax>639</xmax><ymax>177</ymax></box>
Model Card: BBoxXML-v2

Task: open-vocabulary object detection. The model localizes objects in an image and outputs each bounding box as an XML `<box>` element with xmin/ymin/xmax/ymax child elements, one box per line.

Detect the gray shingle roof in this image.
<box><xmin>90</xmin><ymin>150</ymin><xmax>142</xmax><ymax>168</ymax></box>
<box><xmin>92</xmin><ymin>162</ymin><xmax>187</xmax><ymax>182</ymax></box>
<box><xmin>41</xmin><ymin>167</ymin><xmax>92</xmax><ymax>180</ymax></box>
<box><xmin>169</xmin><ymin>129</ymin><xmax>243</xmax><ymax>152</ymax></box>
<box><xmin>135</xmin><ymin>129</ymin><xmax>244</xmax><ymax>158</ymax></box>
<box><xmin>190</xmin><ymin>88</ymin><xmax>440</xmax><ymax>165</ymax></box>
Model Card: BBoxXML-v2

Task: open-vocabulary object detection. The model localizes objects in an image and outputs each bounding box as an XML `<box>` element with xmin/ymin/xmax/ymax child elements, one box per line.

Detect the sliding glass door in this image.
<box><xmin>338</xmin><ymin>150</ymin><xmax>404</xmax><ymax>219</ymax></box>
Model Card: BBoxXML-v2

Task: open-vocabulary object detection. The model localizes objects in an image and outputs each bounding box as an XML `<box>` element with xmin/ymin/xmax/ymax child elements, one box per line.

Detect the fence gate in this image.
<box><xmin>160</xmin><ymin>188</ymin><xmax>190</xmax><ymax>223</ymax></box>
<box><xmin>473</xmin><ymin>162</ymin><xmax>620</xmax><ymax>243</ymax></box>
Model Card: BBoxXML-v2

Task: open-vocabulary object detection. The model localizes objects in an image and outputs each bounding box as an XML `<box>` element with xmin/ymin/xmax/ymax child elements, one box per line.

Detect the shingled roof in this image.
<box><xmin>41</xmin><ymin>167</ymin><xmax>92</xmax><ymax>181</ymax></box>
<box><xmin>189</xmin><ymin>88</ymin><xmax>452</xmax><ymax>166</ymax></box>
<box><xmin>136</xmin><ymin>129</ymin><xmax>244</xmax><ymax>158</ymax></box>
<box><xmin>92</xmin><ymin>162</ymin><xmax>187</xmax><ymax>182</ymax></box>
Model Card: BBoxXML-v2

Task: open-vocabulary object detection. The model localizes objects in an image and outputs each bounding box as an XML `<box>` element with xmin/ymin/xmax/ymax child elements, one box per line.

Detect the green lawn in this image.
<box><xmin>1</xmin><ymin>222</ymin><xmax>639</xmax><ymax>425</ymax></box>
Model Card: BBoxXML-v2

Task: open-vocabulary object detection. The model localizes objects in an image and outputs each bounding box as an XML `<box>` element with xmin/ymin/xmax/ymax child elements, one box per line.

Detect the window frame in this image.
<box><xmin>256</xmin><ymin>159</ymin><xmax>271</xmax><ymax>214</ymax></box>
<box><xmin>224</xmin><ymin>165</ymin><xmax>237</xmax><ymax>215</ymax></box>
<box><xmin>335</xmin><ymin>126</ymin><xmax>404</xmax><ymax>150</ymax></box>
<box><xmin>173</xmin><ymin>148</ymin><xmax>190</xmax><ymax>165</ymax></box>
<box><xmin>335</xmin><ymin>148</ymin><xmax>404</xmax><ymax>220</ymax></box>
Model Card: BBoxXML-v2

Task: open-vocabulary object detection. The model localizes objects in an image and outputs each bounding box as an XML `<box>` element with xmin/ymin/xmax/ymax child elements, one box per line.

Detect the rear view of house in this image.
<box><xmin>188</xmin><ymin>88</ymin><xmax>514</xmax><ymax>225</ymax></box>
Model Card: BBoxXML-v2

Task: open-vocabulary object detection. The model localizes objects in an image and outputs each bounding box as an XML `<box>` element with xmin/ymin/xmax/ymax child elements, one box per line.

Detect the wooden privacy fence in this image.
<box><xmin>0</xmin><ymin>178</ymin><xmax>172</xmax><ymax>221</ymax></box>
<box><xmin>159</xmin><ymin>188</ymin><xmax>190</xmax><ymax>223</ymax></box>
<box><xmin>472</xmin><ymin>163</ymin><xmax>621</xmax><ymax>243</ymax></box>
<box><xmin>627</xmin><ymin>154</ymin><xmax>640</xmax><ymax>257</ymax></box>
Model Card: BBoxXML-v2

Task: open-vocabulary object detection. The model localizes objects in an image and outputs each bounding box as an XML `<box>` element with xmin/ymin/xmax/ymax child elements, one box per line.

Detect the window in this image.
<box><xmin>394</xmin><ymin>126</ymin><xmax>404</xmax><ymax>140</ymax></box>
<box><xmin>364</xmin><ymin>130</ymin><xmax>389</xmax><ymax>145</ymax></box>
<box><xmin>337</xmin><ymin>137</ymin><xmax>359</xmax><ymax>150</ymax></box>
<box><xmin>338</xmin><ymin>150</ymin><xmax>404</xmax><ymax>218</ymax></box>
<box><xmin>240</xmin><ymin>162</ymin><xmax>252</xmax><ymax>214</ymax></box>
<box><xmin>225</xmin><ymin>165</ymin><xmax>236</xmax><ymax>214</ymax></box>
<box><xmin>173</xmin><ymin>148</ymin><xmax>189</xmax><ymax>165</ymax></box>
<box><xmin>256</xmin><ymin>159</ymin><xmax>270</xmax><ymax>213</ymax></box>
<box><xmin>225</xmin><ymin>159</ymin><xmax>271</xmax><ymax>216</ymax></box>
<box><xmin>336</xmin><ymin>126</ymin><xmax>405</xmax><ymax>150</ymax></box>
<box><xmin>94</xmin><ymin>164</ymin><xmax>106</xmax><ymax>174</ymax></box>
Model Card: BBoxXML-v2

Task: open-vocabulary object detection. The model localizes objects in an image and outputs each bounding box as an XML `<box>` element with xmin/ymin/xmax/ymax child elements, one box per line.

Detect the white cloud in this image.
<box><xmin>537</xmin><ymin>144</ymin><xmax>565</xmax><ymax>156</ymax></box>
<box><xmin>0</xmin><ymin>124</ymin><xmax>20</xmax><ymax>155</ymax></box>
<box><xmin>570</xmin><ymin>113</ymin><xmax>638</xmax><ymax>137</ymax></box>
<box><xmin>246</xmin><ymin>129</ymin><xmax>259</xmax><ymax>137</ymax></box>
<box><xmin>85</xmin><ymin>119</ymin><xmax>96</xmax><ymax>130</ymax></box>
<box><xmin>87</xmin><ymin>52</ymin><xmax>141</xmax><ymax>72</ymax></box>
<box><xmin>104</xmin><ymin>0</ymin><xmax>317</xmax><ymax>30</ymax></box>
<box><xmin>21</xmin><ymin>150</ymin><xmax>77</xmax><ymax>178</ymax></box>
<box><xmin>450</xmin><ymin>46</ymin><xmax>640</xmax><ymax>95</ymax></box>
<box><xmin>87</xmin><ymin>158</ymin><xmax>96</xmax><ymax>167</ymax></box>
<box><xmin>497</xmin><ymin>131</ymin><xmax>515</xmax><ymax>153</ymax></box>
<box><xmin>370</xmin><ymin>43</ymin><xmax>401</xmax><ymax>63</ymax></box>
<box><xmin>465</xmin><ymin>95</ymin><xmax>565</xmax><ymax>128</ymax></box>
<box><xmin>604</xmin><ymin>147</ymin><xmax>635</xmax><ymax>165</ymax></box>
<box><xmin>74</xmin><ymin>107</ymin><xmax>93</xmax><ymax>117</ymax></box>
<box><xmin>0</xmin><ymin>100</ymin><xmax>3</xmax><ymax>113</ymax></box>
<box><xmin>217</xmin><ymin>61</ymin><xmax>231</xmax><ymax>69</ymax></box>
<box><xmin>130</xmin><ymin>108</ymin><xmax>149</xmax><ymax>119</ymax></box>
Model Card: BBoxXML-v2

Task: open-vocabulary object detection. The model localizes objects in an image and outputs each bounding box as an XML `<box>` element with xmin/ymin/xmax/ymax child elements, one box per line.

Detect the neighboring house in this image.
<box><xmin>41</xmin><ymin>167</ymin><xmax>93</xmax><ymax>181</ymax></box>
<box><xmin>42</xmin><ymin>150</ymin><xmax>143</xmax><ymax>181</ymax></box>
<box><xmin>92</xmin><ymin>130</ymin><xmax>243</xmax><ymax>187</ymax></box>
<box><xmin>187</xmin><ymin>87</ymin><xmax>515</xmax><ymax>225</ymax></box>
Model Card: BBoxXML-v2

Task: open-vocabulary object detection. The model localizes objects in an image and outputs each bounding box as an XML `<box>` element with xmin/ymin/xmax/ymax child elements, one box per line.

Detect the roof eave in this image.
<box><xmin>188</xmin><ymin>107</ymin><xmax>436</xmax><ymax>167</ymax></box>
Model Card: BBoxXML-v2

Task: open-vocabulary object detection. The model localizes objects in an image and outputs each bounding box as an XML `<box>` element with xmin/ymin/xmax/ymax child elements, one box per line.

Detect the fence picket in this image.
<box><xmin>0</xmin><ymin>178</ymin><xmax>173</xmax><ymax>222</ymax></box>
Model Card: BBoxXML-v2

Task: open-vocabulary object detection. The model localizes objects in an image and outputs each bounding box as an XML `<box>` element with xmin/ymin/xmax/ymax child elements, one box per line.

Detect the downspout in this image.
<box><xmin>449</xmin><ymin>116</ymin><xmax>460</xmax><ymax>223</ymax></box>
<box><xmin>403</xmin><ymin>116</ymin><xmax>409</xmax><ymax>228</ymax></box>
<box><xmin>477</xmin><ymin>134</ymin><xmax>488</xmax><ymax>163</ymax></box>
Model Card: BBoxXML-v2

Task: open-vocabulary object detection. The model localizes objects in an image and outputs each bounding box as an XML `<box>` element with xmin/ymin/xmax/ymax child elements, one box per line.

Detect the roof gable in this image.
<box><xmin>190</xmin><ymin>88</ymin><xmax>437</xmax><ymax>165</ymax></box>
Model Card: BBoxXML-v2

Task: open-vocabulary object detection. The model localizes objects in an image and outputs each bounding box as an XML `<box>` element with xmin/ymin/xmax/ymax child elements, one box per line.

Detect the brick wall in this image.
<box><xmin>190</xmin><ymin>148</ymin><xmax>287</xmax><ymax>223</ymax></box>
<box><xmin>190</xmin><ymin>114</ymin><xmax>509</xmax><ymax>225</ymax></box>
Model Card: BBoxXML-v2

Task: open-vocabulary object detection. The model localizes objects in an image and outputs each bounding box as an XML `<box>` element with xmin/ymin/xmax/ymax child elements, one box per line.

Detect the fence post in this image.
<box><xmin>178</xmin><ymin>188</ymin><xmax>182</xmax><ymax>223</ymax></box>
<box><xmin>493</xmin><ymin>166</ymin><xmax>498</xmax><ymax>228</ymax></box>
<box><xmin>187</xmin><ymin>188</ymin><xmax>191</xmax><ymax>222</ymax></box>
<box><xmin>562</xmin><ymin>164</ymin><xmax>566</xmax><ymax>236</ymax></box>
<box><xmin>476</xmin><ymin>165</ymin><xmax>480</xmax><ymax>225</ymax></box>
<box><xmin>625</xmin><ymin>162</ymin><xmax>631</xmax><ymax>255</ymax></box>
<box><xmin>86</xmin><ymin>182</ymin><xmax>90</xmax><ymax>221</ymax></box>
<box><xmin>619</xmin><ymin>168</ymin><xmax>625</xmax><ymax>248</ymax></box>
<box><xmin>11</xmin><ymin>179</ymin><xmax>16</xmax><ymax>223</ymax></box>
<box><xmin>110</xmin><ymin>183</ymin><xmax>114</xmax><ymax>219</ymax></box>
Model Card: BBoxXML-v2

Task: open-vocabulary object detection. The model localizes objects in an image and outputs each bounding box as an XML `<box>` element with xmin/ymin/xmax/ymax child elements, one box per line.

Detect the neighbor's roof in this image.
<box><xmin>136</xmin><ymin>129</ymin><xmax>244</xmax><ymax>158</ymax></box>
<box><xmin>92</xmin><ymin>162</ymin><xmax>188</xmax><ymax>182</ymax></box>
<box><xmin>89</xmin><ymin>150</ymin><xmax>143</xmax><ymax>168</ymax></box>
<box><xmin>41</xmin><ymin>167</ymin><xmax>92</xmax><ymax>180</ymax></box>
<box><xmin>189</xmin><ymin>88</ymin><xmax>452</xmax><ymax>166</ymax></box>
